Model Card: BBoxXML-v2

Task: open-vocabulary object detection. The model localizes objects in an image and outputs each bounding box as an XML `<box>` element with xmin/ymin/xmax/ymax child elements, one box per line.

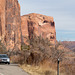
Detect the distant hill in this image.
<box><xmin>61</xmin><ymin>41</ymin><xmax>75</xmax><ymax>65</ymax></box>
<box><xmin>61</xmin><ymin>41</ymin><xmax>75</xmax><ymax>52</ymax></box>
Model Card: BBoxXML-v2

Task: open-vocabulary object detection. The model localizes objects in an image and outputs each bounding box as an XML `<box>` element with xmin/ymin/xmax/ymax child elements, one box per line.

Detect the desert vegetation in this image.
<box><xmin>19</xmin><ymin>36</ymin><xmax>72</xmax><ymax>75</ymax></box>
<box><xmin>20</xmin><ymin>36</ymin><xmax>75</xmax><ymax>75</ymax></box>
<box><xmin>19</xmin><ymin>36</ymin><xmax>65</xmax><ymax>65</ymax></box>
<box><xmin>0</xmin><ymin>40</ymin><xmax>7</xmax><ymax>54</ymax></box>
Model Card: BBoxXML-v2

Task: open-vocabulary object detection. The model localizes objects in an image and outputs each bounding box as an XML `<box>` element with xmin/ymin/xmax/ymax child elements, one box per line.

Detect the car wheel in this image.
<box><xmin>5</xmin><ymin>62</ymin><xmax>7</xmax><ymax>64</ymax></box>
<box><xmin>8</xmin><ymin>62</ymin><xmax>10</xmax><ymax>65</ymax></box>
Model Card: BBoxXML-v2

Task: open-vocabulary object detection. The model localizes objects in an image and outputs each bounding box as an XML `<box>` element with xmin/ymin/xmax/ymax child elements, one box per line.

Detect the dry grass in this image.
<box><xmin>20</xmin><ymin>64</ymin><xmax>57</xmax><ymax>75</ymax></box>
<box><xmin>20</xmin><ymin>61</ymin><xmax>66</xmax><ymax>75</ymax></box>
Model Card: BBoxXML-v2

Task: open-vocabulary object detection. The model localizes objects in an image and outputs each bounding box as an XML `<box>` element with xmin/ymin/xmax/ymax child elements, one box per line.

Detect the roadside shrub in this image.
<box><xmin>63</xmin><ymin>64</ymin><xmax>75</xmax><ymax>75</ymax></box>
<box><xmin>45</xmin><ymin>70</ymin><xmax>55</xmax><ymax>75</ymax></box>
<box><xmin>19</xmin><ymin>36</ymin><xmax>65</xmax><ymax>66</ymax></box>
<box><xmin>0</xmin><ymin>40</ymin><xmax>7</xmax><ymax>54</ymax></box>
<box><xmin>45</xmin><ymin>70</ymin><xmax>51</xmax><ymax>75</ymax></box>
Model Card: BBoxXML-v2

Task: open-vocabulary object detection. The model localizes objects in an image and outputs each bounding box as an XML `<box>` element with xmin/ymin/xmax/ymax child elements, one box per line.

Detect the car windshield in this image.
<box><xmin>0</xmin><ymin>55</ymin><xmax>8</xmax><ymax>58</ymax></box>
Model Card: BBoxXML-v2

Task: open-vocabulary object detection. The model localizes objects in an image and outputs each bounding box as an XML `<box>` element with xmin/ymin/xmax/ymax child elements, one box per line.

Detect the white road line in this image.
<box><xmin>0</xmin><ymin>73</ymin><xmax>4</xmax><ymax>75</ymax></box>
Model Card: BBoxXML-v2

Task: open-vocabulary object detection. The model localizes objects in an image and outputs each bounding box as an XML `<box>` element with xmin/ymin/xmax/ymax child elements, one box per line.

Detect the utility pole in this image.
<box><xmin>57</xmin><ymin>58</ymin><xmax>60</xmax><ymax>75</ymax></box>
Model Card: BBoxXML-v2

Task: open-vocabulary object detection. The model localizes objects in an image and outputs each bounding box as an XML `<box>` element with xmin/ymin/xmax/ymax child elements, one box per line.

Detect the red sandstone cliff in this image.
<box><xmin>0</xmin><ymin>0</ymin><xmax>56</xmax><ymax>51</ymax></box>
<box><xmin>21</xmin><ymin>13</ymin><xmax>56</xmax><ymax>44</ymax></box>
<box><xmin>0</xmin><ymin>0</ymin><xmax>21</xmax><ymax>50</ymax></box>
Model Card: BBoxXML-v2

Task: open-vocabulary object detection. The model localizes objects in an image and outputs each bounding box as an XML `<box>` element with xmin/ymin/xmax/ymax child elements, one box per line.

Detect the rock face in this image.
<box><xmin>21</xmin><ymin>13</ymin><xmax>56</xmax><ymax>44</ymax></box>
<box><xmin>0</xmin><ymin>0</ymin><xmax>21</xmax><ymax>51</ymax></box>
<box><xmin>0</xmin><ymin>0</ymin><xmax>5</xmax><ymax>39</ymax></box>
<box><xmin>0</xmin><ymin>0</ymin><xmax>56</xmax><ymax>51</ymax></box>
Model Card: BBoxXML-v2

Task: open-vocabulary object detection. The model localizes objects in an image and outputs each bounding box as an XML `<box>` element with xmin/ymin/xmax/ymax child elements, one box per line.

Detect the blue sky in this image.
<box><xmin>18</xmin><ymin>0</ymin><xmax>75</xmax><ymax>41</ymax></box>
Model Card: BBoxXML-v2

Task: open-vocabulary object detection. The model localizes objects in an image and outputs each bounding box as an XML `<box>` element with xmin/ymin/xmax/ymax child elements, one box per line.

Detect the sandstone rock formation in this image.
<box><xmin>21</xmin><ymin>13</ymin><xmax>56</xmax><ymax>44</ymax></box>
<box><xmin>0</xmin><ymin>0</ymin><xmax>56</xmax><ymax>51</ymax></box>
<box><xmin>0</xmin><ymin>0</ymin><xmax>21</xmax><ymax>51</ymax></box>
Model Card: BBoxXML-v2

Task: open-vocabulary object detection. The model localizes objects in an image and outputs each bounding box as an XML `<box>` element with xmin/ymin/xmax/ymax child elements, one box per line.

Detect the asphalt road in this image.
<box><xmin>0</xmin><ymin>64</ymin><xmax>29</xmax><ymax>75</ymax></box>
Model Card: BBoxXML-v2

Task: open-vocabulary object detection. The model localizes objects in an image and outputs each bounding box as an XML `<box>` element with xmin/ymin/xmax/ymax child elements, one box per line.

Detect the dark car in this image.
<box><xmin>0</xmin><ymin>54</ymin><xmax>10</xmax><ymax>64</ymax></box>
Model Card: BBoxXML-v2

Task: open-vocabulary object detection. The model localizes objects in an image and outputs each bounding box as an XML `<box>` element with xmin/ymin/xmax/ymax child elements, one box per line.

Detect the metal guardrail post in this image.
<box><xmin>57</xmin><ymin>59</ymin><xmax>60</xmax><ymax>75</ymax></box>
